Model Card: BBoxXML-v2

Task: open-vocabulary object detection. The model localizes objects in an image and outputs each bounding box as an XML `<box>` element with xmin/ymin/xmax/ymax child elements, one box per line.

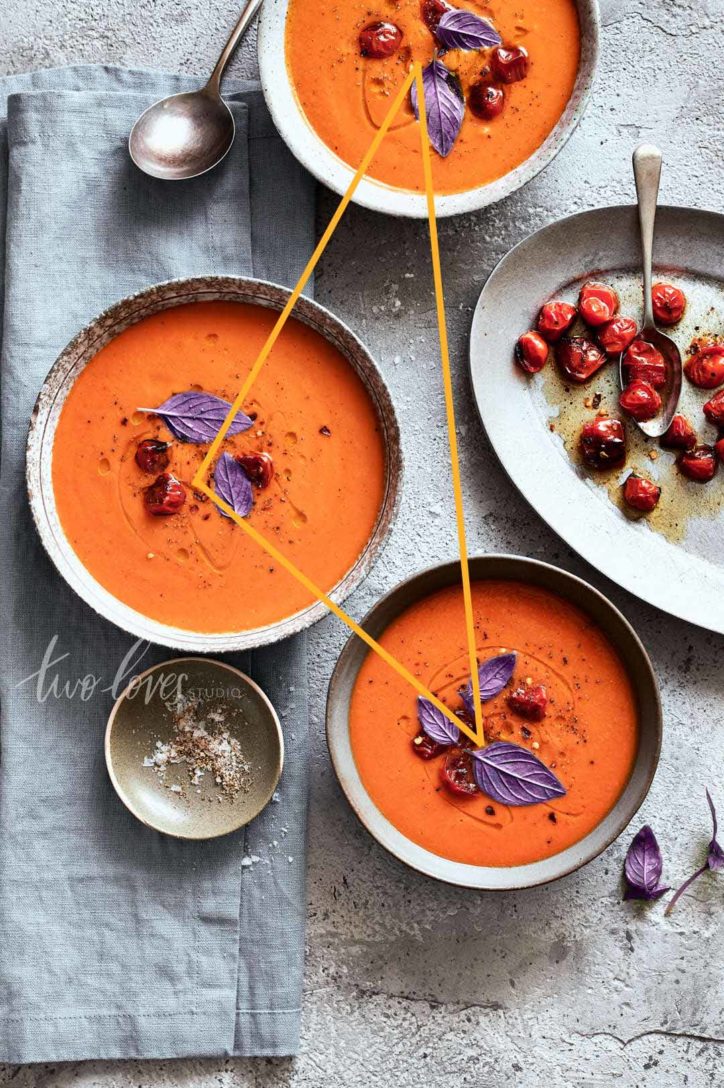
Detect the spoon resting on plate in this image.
<box><xmin>129</xmin><ymin>0</ymin><xmax>264</xmax><ymax>180</ymax></box>
<box><xmin>619</xmin><ymin>144</ymin><xmax>683</xmax><ymax>439</ymax></box>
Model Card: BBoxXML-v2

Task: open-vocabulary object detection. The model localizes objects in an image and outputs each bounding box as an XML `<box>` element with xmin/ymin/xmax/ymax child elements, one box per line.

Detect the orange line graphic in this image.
<box><xmin>192</xmin><ymin>62</ymin><xmax>485</xmax><ymax>745</ymax></box>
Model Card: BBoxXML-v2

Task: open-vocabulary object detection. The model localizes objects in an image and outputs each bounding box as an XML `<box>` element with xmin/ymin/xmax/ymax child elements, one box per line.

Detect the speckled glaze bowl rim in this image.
<box><xmin>105</xmin><ymin>656</ymin><xmax>284</xmax><ymax>839</ymax></box>
<box><xmin>26</xmin><ymin>275</ymin><xmax>403</xmax><ymax>653</ymax></box>
<box><xmin>326</xmin><ymin>554</ymin><xmax>662</xmax><ymax>890</ymax></box>
<box><xmin>258</xmin><ymin>0</ymin><xmax>600</xmax><ymax>219</ymax></box>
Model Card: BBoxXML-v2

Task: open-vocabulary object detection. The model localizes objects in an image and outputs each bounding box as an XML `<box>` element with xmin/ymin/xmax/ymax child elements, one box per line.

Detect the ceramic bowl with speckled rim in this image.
<box><xmin>258</xmin><ymin>0</ymin><xmax>599</xmax><ymax>219</ymax></box>
<box><xmin>26</xmin><ymin>275</ymin><xmax>402</xmax><ymax>652</ymax></box>
<box><xmin>326</xmin><ymin>554</ymin><xmax>662</xmax><ymax>890</ymax></box>
<box><xmin>106</xmin><ymin>657</ymin><xmax>283</xmax><ymax>839</ymax></box>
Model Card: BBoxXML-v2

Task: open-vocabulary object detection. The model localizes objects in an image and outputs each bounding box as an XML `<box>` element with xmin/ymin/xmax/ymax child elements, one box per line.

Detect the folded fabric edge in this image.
<box><xmin>0</xmin><ymin>1007</ymin><xmax>302</xmax><ymax>1063</ymax></box>
<box><xmin>0</xmin><ymin>65</ymin><xmax>278</xmax><ymax>138</ymax></box>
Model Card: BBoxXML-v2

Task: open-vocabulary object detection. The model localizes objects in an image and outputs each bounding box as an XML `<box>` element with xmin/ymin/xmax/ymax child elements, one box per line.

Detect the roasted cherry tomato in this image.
<box><xmin>536</xmin><ymin>300</ymin><xmax>576</xmax><ymax>343</ymax></box>
<box><xmin>514</xmin><ymin>330</ymin><xmax>549</xmax><ymax>374</ymax></box>
<box><xmin>716</xmin><ymin>437</ymin><xmax>724</xmax><ymax>463</ymax></box>
<box><xmin>507</xmin><ymin>684</ymin><xmax>547</xmax><ymax>721</ymax></box>
<box><xmin>660</xmin><ymin>414</ymin><xmax>697</xmax><ymax>451</ymax></box>
<box><xmin>597</xmin><ymin>316</ymin><xmax>638</xmax><ymax>356</ymax></box>
<box><xmin>623</xmin><ymin>474</ymin><xmax>661</xmax><ymax>513</ymax></box>
<box><xmin>420</xmin><ymin>0</ymin><xmax>453</xmax><ymax>32</ymax></box>
<box><xmin>580</xmin><ymin>417</ymin><xmax>626</xmax><ymax>469</ymax></box>
<box><xmin>704</xmin><ymin>389</ymin><xmax>724</xmax><ymax>426</ymax></box>
<box><xmin>622</xmin><ymin>340</ymin><xmax>667</xmax><ymax>388</ymax></box>
<box><xmin>491</xmin><ymin>45</ymin><xmax>529</xmax><ymax>83</ymax></box>
<box><xmin>237</xmin><ymin>451</ymin><xmax>274</xmax><ymax>489</ymax></box>
<box><xmin>135</xmin><ymin>438</ymin><xmax>170</xmax><ymax>474</ymax></box>
<box><xmin>578</xmin><ymin>282</ymin><xmax>619</xmax><ymax>327</ymax></box>
<box><xmin>684</xmin><ymin>345</ymin><xmax>724</xmax><ymax>389</ymax></box>
<box><xmin>439</xmin><ymin>749</ymin><xmax>478</xmax><ymax>796</ymax></box>
<box><xmin>652</xmin><ymin>283</ymin><xmax>686</xmax><ymax>326</ymax></box>
<box><xmin>677</xmin><ymin>446</ymin><xmax>718</xmax><ymax>483</ymax></box>
<box><xmin>468</xmin><ymin>81</ymin><xmax>505</xmax><ymax>120</ymax></box>
<box><xmin>358</xmin><ymin>21</ymin><xmax>403</xmax><ymax>58</ymax></box>
<box><xmin>555</xmin><ymin>337</ymin><xmax>607</xmax><ymax>383</ymax></box>
<box><xmin>619</xmin><ymin>379</ymin><xmax>662</xmax><ymax>422</ymax></box>
<box><xmin>411</xmin><ymin>732</ymin><xmax>446</xmax><ymax>760</ymax></box>
<box><xmin>144</xmin><ymin>472</ymin><xmax>186</xmax><ymax>516</ymax></box>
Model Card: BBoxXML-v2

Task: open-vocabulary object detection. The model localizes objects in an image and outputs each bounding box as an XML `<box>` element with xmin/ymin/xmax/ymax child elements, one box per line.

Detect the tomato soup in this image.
<box><xmin>52</xmin><ymin>301</ymin><xmax>387</xmax><ymax>633</ymax></box>
<box><xmin>349</xmin><ymin>580</ymin><xmax>638</xmax><ymax>866</ymax></box>
<box><xmin>285</xmin><ymin>0</ymin><xmax>580</xmax><ymax>195</ymax></box>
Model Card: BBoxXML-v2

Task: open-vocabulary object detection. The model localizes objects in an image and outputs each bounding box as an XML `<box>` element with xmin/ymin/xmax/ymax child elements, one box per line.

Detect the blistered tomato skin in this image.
<box><xmin>652</xmin><ymin>283</ymin><xmax>686</xmax><ymax>325</ymax></box>
<box><xmin>468</xmin><ymin>82</ymin><xmax>505</xmax><ymax>120</ymax></box>
<box><xmin>716</xmin><ymin>437</ymin><xmax>724</xmax><ymax>463</ymax></box>
<box><xmin>135</xmin><ymin>439</ymin><xmax>170</xmax><ymax>474</ymax></box>
<box><xmin>144</xmin><ymin>472</ymin><xmax>186</xmax><ymax>516</ymax></box>
<box><xmin>619</xmin><ymin>380</ymin><xmax>662</xmax><ymax>422</ymax></box>
<box><xmin>411</xmin><ymin>732</ymin><xmax>446</xmax><ymax>760</ymax></box>
<box><xmin>358</xmin><ymin>21</ymin><xmax>403</xmax><ymax>58</ymax></box>
<box><xmin>440</xmin><ymin>749</ymin><xmax>479</xmax><ymax>796</ymax></box>
<box><xmin>704</xmin><ymin>390</ymin><xmax>724</xmax><ymax>426</ymax></box>
<box><xmin>491</xmin><ymin>45</ymin><xmax>529</xmax><ymax>83</ymax></box>
<box><xmin>578</xmin><ymin>282</ymin><xmax>619</xmax><ymax>327</ymax></box>
<box><xmin>237</xmin><ymin>452</ymin><xmax>274</xmax><ymax>489</ymax></box>
<box><xmin>580</xmin><ymin>417</ymin><xmax>627</xmax><ymax>469</ymax></box>
<box><xmin>514</xmin><ymin>331</ymin><xmax>549</xmax><ymax>374</ymax></box>
<box><xmin>420</xmin><ymin>0</ymin><xmax>453</xmax><ymax>32</ymax></box>
<box><xmin>507</xmin><ymin>684</ymin><xmax>547</xmax><ymax>721</ymax></box>
<box><xmin>684</xmin><ymin>345</ymin><xmax>724</xmax><ymax>389</ymax></box>
<box><xmin>678</xmin><ymin>446</ymin><xmax>718</xmax><ymax>483</ymax></box>
<box><xmin>536</xmin><ymin>301</ymin><xmax>577</xmax><ymax>343</ymax></box>
<box><xmin>555</xmin><ymin>337</ymin><xmax>607</xmax><ymax>383</ymax></box>
<box><xmin>623</xmin><ymin>474</ymin><xmax>661</xmax><ymax>513</ymax></box>
<box><xmin>622</xmin><ymin>340</ymin><xmax>667</xmax><ymax>389</ymax></box>
<box><xmin>660</xmin><ymin>414</ymin><xmax>697</xmax><ymax>451</ymax></box>
<box><xmin>597</xmin><ymin>316</ymin><xmax>638</xmax><ymax>356</ymax></box>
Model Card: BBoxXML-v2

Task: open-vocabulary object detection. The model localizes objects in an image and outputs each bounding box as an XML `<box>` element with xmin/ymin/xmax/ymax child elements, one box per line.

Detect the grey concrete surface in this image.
<box><xmin>2</xmin><ymin>0</ymin><xmax>723</xmax><ymax>1084</ymax></box>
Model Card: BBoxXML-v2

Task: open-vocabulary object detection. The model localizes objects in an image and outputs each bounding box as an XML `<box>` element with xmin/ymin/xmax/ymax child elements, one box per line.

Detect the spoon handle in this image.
<box><xmin>632</xmin><ymin>143</ymin><xmax>662</xmax><ymax>329</ymax></box>
<box><xmin>207</xmin><ymin>0</ymin><xmax>264</xmax><ymax>93</ymax></box>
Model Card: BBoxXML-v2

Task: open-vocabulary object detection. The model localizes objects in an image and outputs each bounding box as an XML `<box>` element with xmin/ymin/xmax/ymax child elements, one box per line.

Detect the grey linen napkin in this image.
<box><xmin>0</xmin><ymin>66</ymin><xmax>316</xmax><ymax>1062</ymax></box>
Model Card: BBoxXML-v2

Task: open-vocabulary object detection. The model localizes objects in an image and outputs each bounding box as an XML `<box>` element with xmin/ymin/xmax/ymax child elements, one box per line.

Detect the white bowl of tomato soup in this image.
<box><xmin>27</xmin><ymin>277</ymin><xmax>402</xmax><ymax>652</ymax></box>
<box><xmin>259</xmin><ymin>0</ymin><xmax>599</xmax><ymax>218</ymax></box>
<box><xmin>326</xmin><ymin>555</ymin><xmax>661</xmax><ymax>889</ymax></box>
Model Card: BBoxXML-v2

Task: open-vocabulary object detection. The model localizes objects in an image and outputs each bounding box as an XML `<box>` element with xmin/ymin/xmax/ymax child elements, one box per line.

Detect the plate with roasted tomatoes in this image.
<box><xmin>469</xmin><ymin>204</ymin><xmax>724</xmax><ymax>633</ymax></box>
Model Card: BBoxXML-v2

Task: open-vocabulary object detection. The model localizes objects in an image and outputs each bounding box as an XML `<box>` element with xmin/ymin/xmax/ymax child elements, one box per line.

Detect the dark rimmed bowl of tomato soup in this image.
<box><xmin>259</xmin><ymin>0</ymin><xmax>599</xmax><ymax>217</ymax></box>
<box><xmin>27</xmin><ymin>277</ymin><xmax>401</xmax><ymax>652</ymax></box>
<box><xmin>326</xmin><ymin>555</ymin><xmax>661</xmax><ymax>889</ymax></box>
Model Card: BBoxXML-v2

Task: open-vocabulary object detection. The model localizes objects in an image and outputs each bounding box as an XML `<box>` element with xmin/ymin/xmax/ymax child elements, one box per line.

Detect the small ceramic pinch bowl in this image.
<box><xmin>326</xmin><ymin>554</ymin><xmax>662</xmax><ymax>889</ymax></box>
<box><xmin>26</xmin><ymin>275</ymin><xmax>402</xmax><ymax>653</ymax></box>
<box><xmin>106</xmin><ymin>657</ymin><xmax>283</xmax><ymax>839</ymax></box>
<box><xmin>258</xmin><ymin>0</ymin><xmax>599</xmax><ymax>218</ymax></box>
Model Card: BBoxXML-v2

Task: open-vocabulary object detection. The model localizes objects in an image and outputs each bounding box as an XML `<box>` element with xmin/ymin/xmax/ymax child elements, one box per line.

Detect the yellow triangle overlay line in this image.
<box><xmin>192</xmin><ymin>61</ymin><xmax>485</xmax><ymax>746</ymax></box>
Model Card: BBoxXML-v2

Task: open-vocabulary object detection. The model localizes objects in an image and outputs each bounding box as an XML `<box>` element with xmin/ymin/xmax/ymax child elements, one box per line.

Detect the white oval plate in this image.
<box><xmin>258</xmin><ymin>0</ymin><xmax>599</xmax><ymax>219</ymax></box>
<box><xmin>469</xmin><ymin>205</ymin><xmax>724</xmax><ymax>634</ymax></box>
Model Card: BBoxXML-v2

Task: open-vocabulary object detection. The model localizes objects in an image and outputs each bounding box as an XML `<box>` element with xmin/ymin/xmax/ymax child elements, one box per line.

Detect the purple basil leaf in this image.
<box><xmin>666</xmin><ymin>790</ymin><xmax>723</xmax><ymax>915</ymax></box>
<box><xmin>471</xmin><ymin>741</ymin><xmax>566</xmax><ymax>806</ymax></box>
<box><xmin>623</xmin><ymin>825</ymin><xmax>669</xmax><ymax>901</ymax></box>
<box><xmin>411</xmin><ymin>60</ymin><xmax>465</xmax><ymax>157</ymax></box>
<box><xmin>436</xmin><ymin>10</ymin><xmax>501</xmax><ymax>51</ymax></box>
<box><xmin>213</xmin><ymin>452</ymin><xmax>253</xmax><ymax>519</ymax></box>
<box><xmin>460</xmin><ymin>652</ymin><xmax>517</xmax><ymax>715</ymax></box>
<box><xmin>417</xmin><ymin>697</ymin><xmax>460</xmax><ymax>746</ymax></box>
<box><xmin>138</xmin><ymin>391</ymin><xmax>253</xmax><ymax>444</ymax></box>
<box><xmin>706</xmin><ymin>789</ymin><xmax>724</xmax><ymax>871</ymax></box>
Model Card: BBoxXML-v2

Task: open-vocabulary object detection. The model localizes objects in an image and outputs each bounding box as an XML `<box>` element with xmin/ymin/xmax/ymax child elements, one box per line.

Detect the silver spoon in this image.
<box><xmin>619</xmin><ymin>143</ymin><xmax>682</xmax><ymax>439</ymax></box>
<box><xmin>129</xmin><ymin>0</ymin><xmax>264</xmax><ymax>180</ymax></box>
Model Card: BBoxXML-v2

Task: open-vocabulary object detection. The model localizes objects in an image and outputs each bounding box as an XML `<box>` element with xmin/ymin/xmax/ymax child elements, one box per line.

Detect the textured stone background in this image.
<box><xmin>2</xmin><ymin>0</ymin><xmax>723</xmax><ymax>1084</ymax></box>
